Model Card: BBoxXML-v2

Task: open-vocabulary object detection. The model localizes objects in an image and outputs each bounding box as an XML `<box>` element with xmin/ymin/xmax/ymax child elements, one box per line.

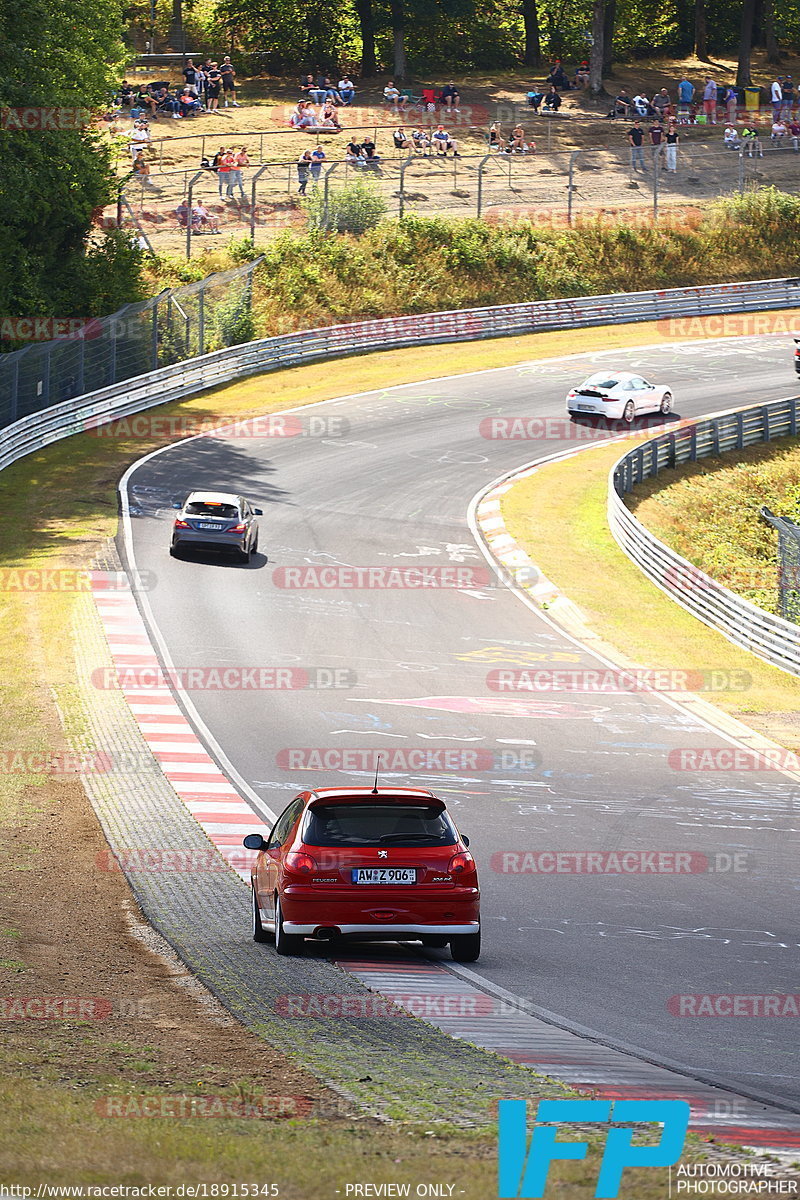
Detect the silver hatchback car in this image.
<box><xmin>170</xmin><ymin>490</ymin><xmax>262</xmax><ymax>563</ymax></box>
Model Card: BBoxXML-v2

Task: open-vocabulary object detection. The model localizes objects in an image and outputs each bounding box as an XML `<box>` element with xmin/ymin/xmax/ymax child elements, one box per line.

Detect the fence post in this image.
<box><xmin>763</xmin><ymin>405</ymin><xmax>771</xmax><ymax>441</ymax></box>
<box><xmin>476</xmin><ymin>154</ymin><xmax>491</xmax><ymax>218</ymax></box>
<box><xmin>198</xmin><ymin>283</ymin><xmax>205</xmax><ymax>356</ymax></box>
<box><xmin>249</xmin><ymin>163</ymin><xmax>272</xmax><ymax>242</ymax></box>
<box><xmin>151</xmin><ymin>300</ymin><xmax>159</xmax><ymax>369</ymax></box>
<box><xmin>567</xmin><ymin>148</ymin><xmax>604</xmax><ymax>226</ymax></box>
<box><xmin>398</xmin><ymin>157</ymin><xmax>414</xmax><ymax>219</ymax></box>
<box><xmin>738</xmin><ymin>147</ymin><xmax>745</xmax><ymax>193</ymax></box>
<box><xmin>185</xmin><ymin>168</ymin><xmax>204</xmax><ymax>259</ymax></box>
<box><xmin>653</xmin><ymin>151</ymin><xmax>659</xmax><ymax>221</ymax></box>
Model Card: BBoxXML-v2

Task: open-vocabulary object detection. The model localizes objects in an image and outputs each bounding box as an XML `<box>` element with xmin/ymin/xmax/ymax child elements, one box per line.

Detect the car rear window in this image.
<box><xmin>184</xmin><ymin>501</ymin><xmax>239</xmax><ymax>518</ymax></box>
<box><xmin>582</xmin><ymin>375</ymin><xmax>618</xmax><ymax>389</ymax></box>
<box><xmin>302</xmin><ymin>804</ymin><xmax>458</xmax><ymax>848</ymax></box>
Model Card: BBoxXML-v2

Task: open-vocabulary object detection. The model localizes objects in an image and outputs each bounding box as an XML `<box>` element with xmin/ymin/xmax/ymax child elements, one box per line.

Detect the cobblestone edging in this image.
<box><xmin>73</xmin><ymin>549</ymin><xmax>573</xmax><ymax>1127</ymax></box>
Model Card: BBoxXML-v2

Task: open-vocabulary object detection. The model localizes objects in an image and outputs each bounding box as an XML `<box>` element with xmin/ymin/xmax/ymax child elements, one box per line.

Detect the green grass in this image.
<box><xmin>629</xmin><ymin>438</ymin><xmax>800</xmax><ymax>617</ymax></box>
<box><xmin>501</xmin><ymin>437</ymin><xmax>800</xmax><ymax>747</ymax></box>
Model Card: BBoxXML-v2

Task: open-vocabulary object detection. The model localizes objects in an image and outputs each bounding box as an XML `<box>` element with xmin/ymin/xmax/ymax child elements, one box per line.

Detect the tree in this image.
<box><xmin>389</xmin><ymin>0</ymin><xmax>406</xmax><ymax>77</ymax></box>
<box><xmin>588</xmin><ymin>0</ymin><xmax>605</xmax><ymax>94</ymax></box>
<box><xmin>602</xmin><ymin>0</ymin><xmax>616</xmax><ymax>74</ymax></box>
<box><xmin>763</xmin><ymin>0</ymin><xmax>780</xmax><ymax>63</ymax></box>
<box><xmin>736</xmin><ymin>0</ymin><xmax>757</xmax><ymax>87</ymax></box>
<box><xmin>355</xmin><ymin>0</ymin><xmax>377</xmax><ymax>75</ymax></box>
<box><xmin>521</xmin><ymin>0</ymin><xmax>541</xmax><ymax>67</ymax></box>
<box><xmin>694</xmin><ymin>0</ymin><xmax>708</xmax><ymax>61</ymax></box>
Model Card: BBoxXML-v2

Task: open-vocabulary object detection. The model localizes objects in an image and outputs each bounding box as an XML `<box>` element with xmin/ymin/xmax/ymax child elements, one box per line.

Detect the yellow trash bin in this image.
<box><xmin>744</xmin><ymin>86</ymin><xmax>761</xmax><ymax>111</ymax></box>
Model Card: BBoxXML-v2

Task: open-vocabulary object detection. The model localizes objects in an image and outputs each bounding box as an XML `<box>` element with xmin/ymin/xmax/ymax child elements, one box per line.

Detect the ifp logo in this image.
<box><xmin>498</xmin><ymin>1098</ymin><xmax>690</xmax><ymax>1198</ymax></box>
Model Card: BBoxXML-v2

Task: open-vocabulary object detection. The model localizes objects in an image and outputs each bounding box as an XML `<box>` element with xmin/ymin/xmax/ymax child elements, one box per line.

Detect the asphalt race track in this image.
<box><xmin>120</xmin><ymin>334</ymin><xmax>800</xmax><ymax>1112</ymax></box>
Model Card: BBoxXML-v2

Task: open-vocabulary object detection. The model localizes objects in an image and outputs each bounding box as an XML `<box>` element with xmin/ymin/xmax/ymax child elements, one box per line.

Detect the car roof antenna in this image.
<box><xmin>371</xmin><ymin>755</ymin><xmax>382</xmax><ymax>794</ymax></box>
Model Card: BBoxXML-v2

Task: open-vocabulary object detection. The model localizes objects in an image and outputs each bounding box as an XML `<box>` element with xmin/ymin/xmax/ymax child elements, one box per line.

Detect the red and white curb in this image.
<box><xmin>92</xmin><ymin>579</ymin><xmax>266</xmax><ymax>881</ymax></box>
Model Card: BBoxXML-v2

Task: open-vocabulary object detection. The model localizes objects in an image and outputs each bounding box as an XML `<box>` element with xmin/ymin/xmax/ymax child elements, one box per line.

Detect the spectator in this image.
<box><xmin>508</xmin><ymin>124</ymin><xmax>533</xmax><ymax>153</ymax></box>
<box><xmin>771</xmin><ymin>118</ymin><xmax>788</xmax><ymax>145</ymax></box>
<box><xmin>612</xmin><ymin>87</ymin><xmax>631</xmax><ymax>119</ymax></box>
<box><xmin>702</xmin><ymin>76</ymin><xmax>717</xmax><ymax>124</ymax></box>
<box><xmin>300</xmin><ymin>74</ymin><xmax>323</xmax><ymax>103</ymax></box>
<box><xmin>360</xmin><ymin>135</ymin><xmax>381</xmax><ymax>166</ymax></box>
<box><xmin>211</xmin><ymin>146</ymin><xmax>229</xmax><ymax>195</ymax></box>
<box><xmin>440</xmin><ymin>81</ymin><xmax>460</xmax><ymax>112</ymax></box>
<box><xmin>543</xmin><ymin>85</ymin><xmax>562</xmax><ymax>112</ymax></box>
<box><xmin>345</xmin><ymin>137</ymin><xmax>364</xmax><ymax>164</ymax></box>
<box><xmin>338</xmin><ymin>75</ymin><xmax>356</xmax><ymax>105</ymax></box>
<box><xmin>411</xmin><ymin>127</ymin><xmax>430</xmax><ymax>153</ymax></box>
<box><xmin>393</xmin><ymin>126</ymin><xmax>411</xmax><ymax>150</ymax></box>
<box><xmin>317</xmin><ymin>75</ymin><xmax>340</xmax><ymax>102</ymax></box>
<box><xmin>175</xmin><ymin>198</ymin><xmax>189</xmax><ymax>227</ymax></box>
<box><xmin>723</xmin><ymin>123</ymin><xmax>740</xmax><ymax>149</ymax></box>
<box><xmin>194</xmin><ymin>63</ymin><xmax>208</xmax><ymax>107</ymax></box>
<box><xmin>628</xmin><ymin>119</ymin><xmax>645</xmax><ymax>172</ymax></box>
<box><xmin>649</xmin><ymin>120</ymin><xmax>664</xmax><ymax>165</ymax></box>
<box><xmin>321</xmin><ymin>99</ymin><xmax>341</xmax><ymax>129</ymax></box>
<box><xmin>664</xmin><ymin>121</ymin><xmax>679</xmax><ymax>172</ymax></box>
<box><xmin>432</xmin><ymin>124</ymin><xmax>460</xmax><ymax>156</ymax></box>
<box><xmin>129</xmin><ymin>120</ymin><xmax>150</xmax><ymax>159</ymax></box>
<box><xmin>383</xmin><ymin>82</ymin><xmax>406</xmax><ymax>110</ymax></box>
<box><xmin>677</xmin><ymin>75</ymin><xmax>694</xmax><ymax>123</ymax></box>
<box><xmin>790</xmin><ymin>117</ymin><xmax>800</xmax><ymax>149</ymax></box>
<box><xmin>309</xmin><ymin>144</ymin><xmax>326</xmax><ymax>184</ymax></box>
<box><xmin>489</xmin><ymin>121</ymin><xmax>506</xmax><ymax>150</ymax></box>
<box><xmin>526</xmin><ymin>87</ymin><xmax>544</xmax><ymax>112</ymax></box>
<box><xmin>228</xmin><ymin>146</ymin><xmax>248</xmax><ymax>200</ymax></box>
<box><xmin>291</xmin><ymin>101</ymin><xmax>317</xmax><ymax>129</ymax></box>
<box><xmin>297</xmin><ymin>149</ymin><xmax>312</xmax><ymax>193</ymax></box>
<box><xmin>180</xmin><ymin>89</ymin><xmax>202</xmax><ymax>118</ymax></box>
<box><xmin>135</xmin><ymin>86</ymin><xmax>157</xmax><ymax>117</ymax></box>
<box><xmin>631</xmin><ymin>92</ymin><xmax>650</xmax><ymax>118</ymax></box>
<box><xmin>782</xmin><ymin>77</ymin><xmax>795</xmax><ymax>118</ymax></box>
<box><xmin>183</xmin><ymin>60</ymin><xmax>198</xmax><ymax>89</ymax></box>
<box><xmin>574</xmin><ymin>61</ymin><xmax>590</xmax><ymax>90</ymax></box>
<box><xmin>771</xmin><ymin>77</ymin><xmax>783</xmax><ymax>121</ymax></box>
<box><xmin>192</xmin><ymin>203</ymin><xmax>219</xmax><ymax>234</ymax></box>
<box><xmin>220</xmin><ymin>56</ymin><xmax>240</xmax><ymax>108</ymax></box>
<box><xmin>119</xmin><ymin>81</ymin><xmax>134</xmax><ymax>108</ymax></box>
<box><xmin>740</xmin><ymin>125</ymin><xmax>763</xmax><ymax>157</ymax></box>
<box><xmin>132</xmin><ymin>149</ymin><xmax>156</xmax><ymax>185</ymax></box>
<box><xmin>723</xmin><ymin>85</ymin><xmax>738</xmax><ymax>124</ymax></box>
<box><xmin>546</xmin><ymin>60</ymin><xmax>570</xmax><ymax>89</ymax></box>
<box><xmin>653</xmin><ymin>89</ymin><xmax>672</xmax><ymax>120</ymax></box>
<box><xmin>207</xmin><ymin>63</ymin><xmax>222</xmax><ymax>113</ymax></box>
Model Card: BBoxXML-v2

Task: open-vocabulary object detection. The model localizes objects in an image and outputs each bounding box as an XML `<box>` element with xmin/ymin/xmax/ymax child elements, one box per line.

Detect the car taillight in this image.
<box><xmin>448</xmin><ymin>851</ymin><xmax>475</xmax><ymax>875</ymax></box>
<box><xmin>230</xmin><ymin>522</ymin><xmax>246</xmax><ymax>533</ymax></box>
<box><xmin>174</xmin><ymin>519</ymin><xmax>189</xmax><ymax>528</ymax></box>
<box><xmin>284</xmin><ymin>852</ymin><xmax>318</xmax><ymax>875</ymax></box>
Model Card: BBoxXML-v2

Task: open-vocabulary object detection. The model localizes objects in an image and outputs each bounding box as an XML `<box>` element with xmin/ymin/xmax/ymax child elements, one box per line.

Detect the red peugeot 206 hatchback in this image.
<box><xmin>243</xmin><ymin>786</ymin><xmax>480</xmax><ymax>961</ymax></box>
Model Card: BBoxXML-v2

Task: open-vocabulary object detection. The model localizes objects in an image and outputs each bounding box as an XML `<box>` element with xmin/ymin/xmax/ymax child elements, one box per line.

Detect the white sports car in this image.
<box><xmin>566</xmin><ymin>371</ymin><xmax>673</xmax><ymax>423</ymax></box>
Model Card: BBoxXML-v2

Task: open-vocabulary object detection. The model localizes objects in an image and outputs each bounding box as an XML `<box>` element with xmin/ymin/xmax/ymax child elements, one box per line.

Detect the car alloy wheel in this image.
<box><xmin>660</xmin><ymin>391</ymin><xmax>672</xmax><ymax>414</ymax></box>
<box><xmin>622</xmin><ymin>400</ymin><xmax>636</xmax><ymax>424</ymax></box>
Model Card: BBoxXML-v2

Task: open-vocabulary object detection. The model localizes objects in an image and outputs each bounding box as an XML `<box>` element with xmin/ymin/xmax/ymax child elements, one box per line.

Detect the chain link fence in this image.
<box><xmin>761</xmin><ymin>507</ymin><xmax>800</xmax><ymax>623</ymax></box>
<box><xmin>119</xmin><ymin>141</ymin><xmax>800</xmax><ymax>257</ymax></box>
<box><xmin>0</xmin><ymin>260</ymin><xmax>261</xmax><ymax>431</ymax></box>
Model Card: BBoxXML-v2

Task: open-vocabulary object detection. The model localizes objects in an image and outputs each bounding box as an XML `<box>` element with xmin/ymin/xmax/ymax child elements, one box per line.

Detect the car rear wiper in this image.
<box><xmin>377</xmin><ymin>834</ymin><xmax>442</xmax><ymax>844</ymax></box>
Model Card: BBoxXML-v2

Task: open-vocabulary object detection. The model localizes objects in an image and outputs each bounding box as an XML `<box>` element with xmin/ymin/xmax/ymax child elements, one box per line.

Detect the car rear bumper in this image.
<box><xmin>280</xmin><ymin>887</ymin><xmax>479</xmax><ymax>931</ymax></box>
<box><xmin>284</xmin><ymin>921</ymin><xmax>480</xmax><ymax>936</ymax></box>
<box><xmin>172</xmin><ymin>530</ymin><xmax>247</xmax><ymax>551</ymax></box>
<box><xmin>568</xmin><ymin>400</ymin><xmax>625</xmax><ymax>418</ymax></box>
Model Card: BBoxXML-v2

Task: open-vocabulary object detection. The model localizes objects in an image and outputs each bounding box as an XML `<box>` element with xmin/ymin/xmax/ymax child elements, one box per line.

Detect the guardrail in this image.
<box><xmin>2</xmin><ymin>273</ymin><xmax>800</xmax><ymax>483</ymax></box>
<box><xmin>608</xmin><ymin>398</ymin><xmax>800</xmax><ymax>677</ymax></box>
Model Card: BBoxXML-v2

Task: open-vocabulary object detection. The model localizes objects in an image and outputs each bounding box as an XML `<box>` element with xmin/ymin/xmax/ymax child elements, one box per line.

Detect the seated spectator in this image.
<box><xmin>439</xmin><ymin>81</ymin><xmax>460</xmax><ymax>111</ymax></box>
<box><xmin>338</xmin><ymin>75</ymin><xmax>356</xmax><ymax>105</ymax></box>
<box><xmin>789</xmin><ymin>118</ymin><xmax>800</xmax><ymax>149</ymax></box>
<box><xmin>157</xmin><ymin>87</ymin><xmax>181</xmax><ymax>117</ymax></box>
<box><xmin>489</xmin><ymin>121</ymin><xmax>506</xmax><ymax>150</ymax></box>
<box><xmin>546</xmin><ymin>60</ymin><xmax>570</xmax><ymax>89</ymax></box>
<box><xmin>507</xmin><ymin>124</ymin><xmax>534</xmax><ymax>153</ymax></box>
<box><xmin>321</xmin><ymin>99</ymin><xmax>341</xmax><ymax>129</ymax></box>
<box><xmin>175</xmin><ymin>199</ymin><xmax>190</xmax><ymax>227</ymax></box>
<box><xmin>652</xmin><ymin>89</ymin><xmax>672</xmax><ymax>120</ymax></box>
<box><xmin>431</xmin><ymin>124</ymin><xmax>460</xmax><ymax>156</ymax></box>
<box><xmin>129</xmin><ymin>119</ymin><xmax>151</xmax><ymax>159</ymax></box>
<box><xmin>135</xmin><ymin>87</ymin><xmax>157</xmax><ymax>117</ymax></box>
<box><xmin>526</xmin><ymin>88</ymin><xmax>544</xmax><ymax>111</ymax></box>
<box><xmin>318</xmin><ymin>75</ymin><xmax>341</xmax><ymax>103</ymax></box>
<box><xmin>119</xmin><ymin>81</ymin><xmax>134</xmax><ymax>107</ymax></box>
<box><xmin>574</xmin><ymin>61</ymin><xmax>590</xmax><ymax>90</ymax></box>
<box><xmin>345</xmin><ymin>137</ymin><xmax>364</xmax><ymax>164</ymax></box>
<box><xmin>180</xmin><ymin>90</ymin><xmax>202</xmax><ymax>118</ymax></box>
<box><xmin>300</xmin><ymin>74</ymin><xmax>326</xmax><ymax>104</ymax></box>
<box><xmin>611</xmin><ymin>87</ymin><xmax>631</xmax><ymax>118</ymax></box>
<box><xmin>290</xmin><ymin>101</ymin><xmax>317</xmax><ymax>128</ymax></box>
<box><xmin>191</xmin><ymin>203</ymin><xmax>220</xmax><ymax>233</ymax></box>
<box><xmin>632</xmin><ymin>92</ymin><xmax>650</xmax><ymax>118</ymax></box>
<box><xmin>393</xmin><ymin>126</ymin><xmax>411</xmax><ymax>150</ymax></box>
<box><xmin>543</xmin><ymin>85</ymin><xmax>562</xmax><ymax>112</ymax></box>
<box><xmin>360</xmin><ymin>136</ymin><xmax>382</xmax><ymax>168</ymax></box>
<box><xmin>411</xmin><ymin>127</ymin><xmax>430</xmax><ymax>152</ymax></box>
<box><xmin>383</xmin><ymin>82</ymin><xmax>406</xmax><ymax>110</ymax></box>
<box><xmin>723</xmin><ymin>124</ymin><xmax>740</xmax><ymax>148</ymax></box>
<box><xmin>740</xmin><ymin>125</ymin><xmax>763</xmax><ymax>157</ymax></box>
<box><xmin>771</xmin><ymin>118</ymin><xmax>788</xmax><ymax>144</ymax></box>
<box><xmin>132</xmin><ymin>150</ymin><xmax>156</xmax><ymax>185</ymax></box>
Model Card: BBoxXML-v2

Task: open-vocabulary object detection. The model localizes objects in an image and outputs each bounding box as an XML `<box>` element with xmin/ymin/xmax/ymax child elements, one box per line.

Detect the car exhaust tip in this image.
<box><xmin>314</xmin><ymin>927</ymin><xmax>339</xmax><ymax>940</ymax></box>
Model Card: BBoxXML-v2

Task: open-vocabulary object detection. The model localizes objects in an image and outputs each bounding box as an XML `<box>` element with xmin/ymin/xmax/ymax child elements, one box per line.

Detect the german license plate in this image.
<box><xmin>574</xmin><ymin>403</ymin><xmax>594</xmax><ymax>412</ymax></box>
<box><xmin>352</xmin><ymin>868</ymin><xmax>417</xmax><ymax>885</ymax></box>
<box><xmin>197</xmin><ymin>522</ymin><xmax>224</xmax><ymax>530</ymax></box>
